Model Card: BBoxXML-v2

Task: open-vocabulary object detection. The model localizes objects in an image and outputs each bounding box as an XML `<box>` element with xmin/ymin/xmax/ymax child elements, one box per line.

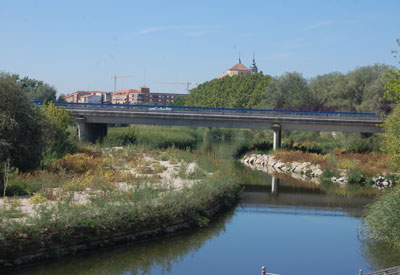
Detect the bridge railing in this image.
<box><xmin>32</xmin><ymin>100</ymin><xmax>382</xmax><ymax>119</ymax></box>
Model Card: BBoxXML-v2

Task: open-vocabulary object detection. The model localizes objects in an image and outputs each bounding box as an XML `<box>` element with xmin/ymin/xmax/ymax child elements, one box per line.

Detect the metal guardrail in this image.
<box><xmin>32</xmin><ymin>100</ymin><xmax>382</xmax><ymax>119</ymax></box>
<box><xmin>360</xmin><ymin>266</ymin><xmax>400</xmax><ymax>275</ymax></box>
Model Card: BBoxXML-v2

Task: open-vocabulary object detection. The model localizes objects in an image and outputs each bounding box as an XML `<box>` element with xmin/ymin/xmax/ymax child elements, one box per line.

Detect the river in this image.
<box><xmin>11</xmin><ymin>159</ymin><xmax>392</xmax><ymax>275</ymax></box>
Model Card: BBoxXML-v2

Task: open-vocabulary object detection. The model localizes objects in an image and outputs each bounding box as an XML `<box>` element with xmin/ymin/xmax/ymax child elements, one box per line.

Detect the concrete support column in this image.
<box><xmin>272</xmin><ymin>123</ymin><xmax>281</xmax><ymax>151</ymax></box>
<box><xmin>75</xmin><ymin>118</ymin><xmax>108</xmax><ymax>143</ymax></box>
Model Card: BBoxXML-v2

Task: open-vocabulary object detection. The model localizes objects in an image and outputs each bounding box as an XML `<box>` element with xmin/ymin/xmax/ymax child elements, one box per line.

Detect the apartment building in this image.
<box><xmin>65</xmin><ymin>91</ymin><xmax>111</xmax><ymax>104</ymax></box>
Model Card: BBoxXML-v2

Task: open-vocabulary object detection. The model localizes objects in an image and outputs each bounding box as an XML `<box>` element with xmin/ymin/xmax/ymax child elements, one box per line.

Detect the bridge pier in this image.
<box><xmin>272</xmin><ymin>124</ymin><xmax>281</xmax><ymax>151</ymax></box>
<box><xmin>75</xmin><ymin>118</ymin><xmax>108</xmax><ymax>142</ymax></box>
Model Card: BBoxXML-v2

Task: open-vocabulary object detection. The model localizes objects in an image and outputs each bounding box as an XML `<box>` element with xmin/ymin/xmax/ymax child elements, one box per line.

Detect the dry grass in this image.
<box><xmin>271</xmin><ymin>149</ymin><xmax>392</xmax><ymax>176</ymax></box>
<box><xmin>336</xmin><ymin>152</ymin><xmax>391</xmax><ymax>175</ymax></box>
<box><xmin>271</xmin><ymin>149</ymin><xmax>328</xmax><ymax>166</ymax></box>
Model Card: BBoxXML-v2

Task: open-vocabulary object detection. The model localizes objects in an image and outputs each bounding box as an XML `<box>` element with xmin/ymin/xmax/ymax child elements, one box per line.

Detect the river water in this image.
<box><xmin>12</xmin><ymin>161</ymin><xmax>389</xmax><ymax>275</ymax></box>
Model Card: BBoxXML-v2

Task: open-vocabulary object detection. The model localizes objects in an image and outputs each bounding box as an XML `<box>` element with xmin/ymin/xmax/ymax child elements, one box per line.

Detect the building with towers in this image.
<box><xmin>219</xmin><ymin>55</ymin><xmax>259</xmax><ymax>78</ymax></box>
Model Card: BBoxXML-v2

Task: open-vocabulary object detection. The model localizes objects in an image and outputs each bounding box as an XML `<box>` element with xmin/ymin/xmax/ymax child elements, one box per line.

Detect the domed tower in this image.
<box><xmin>250</xmin><ymin>53</ymin><xmax>258</xmax><ymax>74</ymax></box>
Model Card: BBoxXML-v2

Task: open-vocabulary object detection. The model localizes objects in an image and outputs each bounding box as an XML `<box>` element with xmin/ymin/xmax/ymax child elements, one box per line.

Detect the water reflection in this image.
<box><xmin>360</xmin><ymin>235</ymin><xmax>400</xmax><ymax>271</ymax></box>
<box><xmin>271</xmin><ymin>176</ymin><xmax>279</xmax><ymax>195</ymax></box>
<box><xmin>236</xmin><ymin>163</ymin><xmax>372</xmax><ymax>218</ymax></box>
<box><xmin>11</xmin><ymin>211</ymin><xmax>235</xmax><ymax>275</ymax></box>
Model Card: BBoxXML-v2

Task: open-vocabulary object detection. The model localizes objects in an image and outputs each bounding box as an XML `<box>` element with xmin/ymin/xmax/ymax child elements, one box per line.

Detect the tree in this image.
<box><xmin>41</xmin><ymin>101</ymin><xmax>75</xmax><ymax>158</ymax></box>
<box><xmin>186</xmin><ymin>73</ymin><xmax>271</xmax><ymax>109</ymax></box>
<box><xmin>0</xmin><ymin>73</ymin><xmax>46</xmax><ymax>172</ymax></box>
<box><xmin>309</xmin><ymin>65</ymin><xmax>393</xmax><ymax>112</ymax></box>
<box><xmin>258</xmin><ymin>72</ymin><xmax>316</xmax><ymax>110</ymax></box>
<box><xmin>381</xmin><ymin>40</ymin><xmax>400</xmax><ymax>171</ymax></box>
<box><xmin>168</xmin><ymin>96</ymin><xmax>187</xmax><ymax>107</ymax></box>
<box><xmin>57</xmin><ymin>93</ymin><xmax>67</xmax><ymax>102</ymax></box>
<box><xmin>16</xmin><ymin>75</ymin><xmax>57</xmax><ymax>101</ymax></box>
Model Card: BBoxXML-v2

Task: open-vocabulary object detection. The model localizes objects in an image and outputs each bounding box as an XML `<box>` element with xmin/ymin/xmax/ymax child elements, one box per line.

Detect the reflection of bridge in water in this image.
<box><xmin>240</xmin><ymin>176</ymin><xmax>373</xmax><ymax>218</ymax></box>
<box><xmin>33</xmin><ymin>102</ymin><xmax>383</xmax><ymax>148</ymax></box>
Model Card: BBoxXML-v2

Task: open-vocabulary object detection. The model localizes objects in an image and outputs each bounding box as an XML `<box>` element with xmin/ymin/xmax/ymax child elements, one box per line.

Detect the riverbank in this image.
<box><xmin>0</xmin><ymin>146</ymin><xmax>241</xmax><ymax>270</ymax></box>
<box><xmin>242</xmin><ymin>149</ymin><xmax>397</xmax><ymax>191</ymax></box>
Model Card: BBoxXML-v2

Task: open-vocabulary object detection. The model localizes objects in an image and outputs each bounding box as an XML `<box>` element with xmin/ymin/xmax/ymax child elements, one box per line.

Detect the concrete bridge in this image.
<box><xmin>36</xmin><ymin>102</ymin><xmax>383</xmax><ymax>149</ymax></box>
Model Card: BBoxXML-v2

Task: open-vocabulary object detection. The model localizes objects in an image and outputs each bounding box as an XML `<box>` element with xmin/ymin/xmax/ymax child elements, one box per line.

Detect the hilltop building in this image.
<box><xmin>219</xmin><ymin>56</ymin><xmax>259</xmax><ymax>78</ymax></box>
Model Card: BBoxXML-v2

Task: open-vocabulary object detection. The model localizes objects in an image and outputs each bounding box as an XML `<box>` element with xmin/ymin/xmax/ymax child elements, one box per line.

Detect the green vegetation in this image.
<box><xmin>362</xmin><ymin>43</ymin><xmax>400</xmax><ymax>250</ymax></box>
<box><xmin>186</xmin><ymin>64</ymin><xmax>393</xmax><ymax>113</ymax></box>
<box><xmin>14</xmin><ymin>74</ymin><xmax>57</xmax><ymax>102</ymax></box>
<box><xmin>103</xmin><ymin>126</ymin><xmax>202</xmax><ymax>149</ymax></box>
<box><xmin>282</xmin><ymin>131</ymin><xmax>381</xmax><ymax>154</ymax></box>
<box><xmin>0</xmin><ymin>73</ymin><xmax>46</xmax><ymax>172</ymax></box>
<box><xmin>0</xmin><ymin>73</ymin><xmax>78</xmax><ymax>194</ymax></box>
<box><xmin>381</xmin><ymin>65</ymin><xmax>400</xmax><ymax>172</ymax></box>
<box><xmin>0</xmin><ymin>145</ymin><xmax>241</xmax><ymax>266</ymax></box>
<box><xmin>186</xmin><ymin>73</ymin><xmax>272</xmax><ymax>108</ymax></box>
<box><xmin>168</xmin><ymin>96</ymin><xmax>187</xmax><ymax>106</ymax></box>
<box><xmin>362</xmin><ymin>187</ymin><xmax>400</xmax><ymax>247</ymax></box>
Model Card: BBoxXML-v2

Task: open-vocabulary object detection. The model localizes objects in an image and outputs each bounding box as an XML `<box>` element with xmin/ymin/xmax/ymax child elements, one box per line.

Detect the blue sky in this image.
<box><xmin>1</xmin><ymin>0</ymin><xmax>399</xmax><ymax>95</ymax></box>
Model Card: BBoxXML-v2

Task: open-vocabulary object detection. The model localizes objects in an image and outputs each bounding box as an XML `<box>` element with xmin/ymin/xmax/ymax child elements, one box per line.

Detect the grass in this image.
<box><xmin>0</xmin><ymin>140</ymin><xmax>241</xmax><ymax>266</ymax></box>
<box><xmin>103</xmin><ymin>126</ymin><xmax>202</xmax><ymax>150</ymax></box>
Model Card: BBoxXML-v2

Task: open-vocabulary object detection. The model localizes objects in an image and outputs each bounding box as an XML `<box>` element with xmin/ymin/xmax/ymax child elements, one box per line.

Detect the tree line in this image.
<box><xmin>183</xmin><ymin>64</ymin><xmax>394</xmax><ymax>113</ymax></box>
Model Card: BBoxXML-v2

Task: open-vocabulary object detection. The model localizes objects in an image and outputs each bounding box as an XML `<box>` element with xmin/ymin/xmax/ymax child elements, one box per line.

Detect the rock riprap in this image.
<box><xmin>242</xmin><ymin>154</ymin><xmax>323</xmax><ymax>183</ymax></box>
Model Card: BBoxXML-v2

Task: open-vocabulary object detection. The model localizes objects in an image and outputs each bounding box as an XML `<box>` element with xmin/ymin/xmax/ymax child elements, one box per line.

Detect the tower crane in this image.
<box><xmin>159</xmin><ymin>81</ymin><xmax>198</xmax><ymax>93</ymax></box>
<box><xmin>111</xmin><ymin>75</ymin><xmax>134</xmax><ymax>93</ymax></box>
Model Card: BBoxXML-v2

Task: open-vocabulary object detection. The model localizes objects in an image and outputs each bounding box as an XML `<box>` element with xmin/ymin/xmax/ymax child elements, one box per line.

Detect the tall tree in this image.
<box><xmin>0</xmin><ymin>73</ymin><xmax>45</xmax><ymax>172</ymax></box>
<box><xmin>258</xmin><ymin>72</ymin><xmax>316</xmax><ymax>110</ymax></box>
<box><xmin>17</xmin><ymin>75</ymin><xmax>57</xmax><ymax>101</ymax></box>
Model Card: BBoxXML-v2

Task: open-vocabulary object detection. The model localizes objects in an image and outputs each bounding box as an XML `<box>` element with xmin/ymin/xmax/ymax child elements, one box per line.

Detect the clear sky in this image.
<box><xmin>1</xmin><ymin>0</ymin><xmax>399</xmax><ymax>95</ymax></box>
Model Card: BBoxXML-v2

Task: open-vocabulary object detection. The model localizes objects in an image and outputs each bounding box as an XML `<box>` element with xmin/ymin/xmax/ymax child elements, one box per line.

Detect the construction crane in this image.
<box><xmin>159</xmin><ymin>81</ymin><xmax>198</xmax><ymax>93</ymax></box>
<box><xmin>111</xmin><ymin>75</ymin><xmax>134</xmax><ymax>93</ymax></box>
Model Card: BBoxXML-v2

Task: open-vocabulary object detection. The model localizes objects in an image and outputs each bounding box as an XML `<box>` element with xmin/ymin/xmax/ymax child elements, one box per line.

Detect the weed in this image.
<box><xmin>28</xmin><ymin>193</ymin><xmax>47</xmax><ymax>204</ymax></box>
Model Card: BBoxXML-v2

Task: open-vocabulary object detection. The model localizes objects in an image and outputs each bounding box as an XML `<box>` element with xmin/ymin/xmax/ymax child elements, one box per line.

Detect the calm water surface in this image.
<box><xmin>11</xmin><ymin>164</ymin><xmax>385</xmax><ymax>275</ymax></box>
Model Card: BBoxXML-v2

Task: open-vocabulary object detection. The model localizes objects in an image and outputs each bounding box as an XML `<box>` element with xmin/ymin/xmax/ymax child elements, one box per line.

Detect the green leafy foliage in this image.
<box><xmin>310</xmin><ymin>64</ymin><xmax>393</xmax><ymax>112</ymax></box>
<box><xmin>186</xmin><ymin>73</ymin><xmax>271</xmax><ymax>108</ymax></box>
<box><xmin>17</xmin><ymin>75</ymin><xmax>57</xmax><ymax>102</ymax></box>
<box><xmin>363</xmin><ymin>187</ymin><xmax>400</xmax><ymax>247</ymax></box>
<box><xmin>186</xmin><ymin>65</ymin><xmax>392</xmax><ymax>113</ymax></box>
<box><xmin>381</xmin><ymin>47</ymin><xmax>400</xmax><ymax>171</ymax></box>
<box><xmin>258</xmin><ymin>72</ymin><xmax>316</xmax><ymax>110</ymax></box>
<box><xmin>0</xmin><ymin>73</ymin><xmax>46</xmax><ymax>172</ymax></box>
<box><xmin>41</xmin><ymin>101</ymin><xmax>77</xmax><ymax>158</ymax></box>
<box><xmin>168</xmin><ymin>96</ymin><xmax>187</xmax><ymax>106</ymax></box>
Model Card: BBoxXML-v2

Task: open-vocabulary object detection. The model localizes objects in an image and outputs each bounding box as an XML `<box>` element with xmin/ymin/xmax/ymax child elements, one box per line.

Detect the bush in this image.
<box><xmin>320</xmin><ymin>168</ymin><xmax>339</xmax><ymax>184</ymax></box>
<box><xmin>363</xmin><ymin>186</ymin><xmax>400</xmax><ymax>247</ymax></box>
<box><xmin>347</xmin><ymin>167</ymin><xmax>365</xmax><ymax>184</ymax></box>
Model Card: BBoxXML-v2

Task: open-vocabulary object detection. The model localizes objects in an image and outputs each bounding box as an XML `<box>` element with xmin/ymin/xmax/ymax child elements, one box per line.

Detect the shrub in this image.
<box><xmin>363</xmin><ymin>186</ymin><xmax>400</xmax><ymax>247</ymax></box>
<box><xmin>347</xmin><ymin>167</ymin><xmax>365</xmax><ymax>184</ymax></box>
<box><xmin>58</xmin><ymin>153</ymin><xmax>103</xmax><ymax>174</ymax></box>
<box><xmin>28</xmin><ymin>193</ymin><xmax>47</xmax><ymax>204</ymax></box>
<box><xmin>320</xmin><ymin>168</ymin><xmax>339</xmax><ymax>184</ymax></box>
